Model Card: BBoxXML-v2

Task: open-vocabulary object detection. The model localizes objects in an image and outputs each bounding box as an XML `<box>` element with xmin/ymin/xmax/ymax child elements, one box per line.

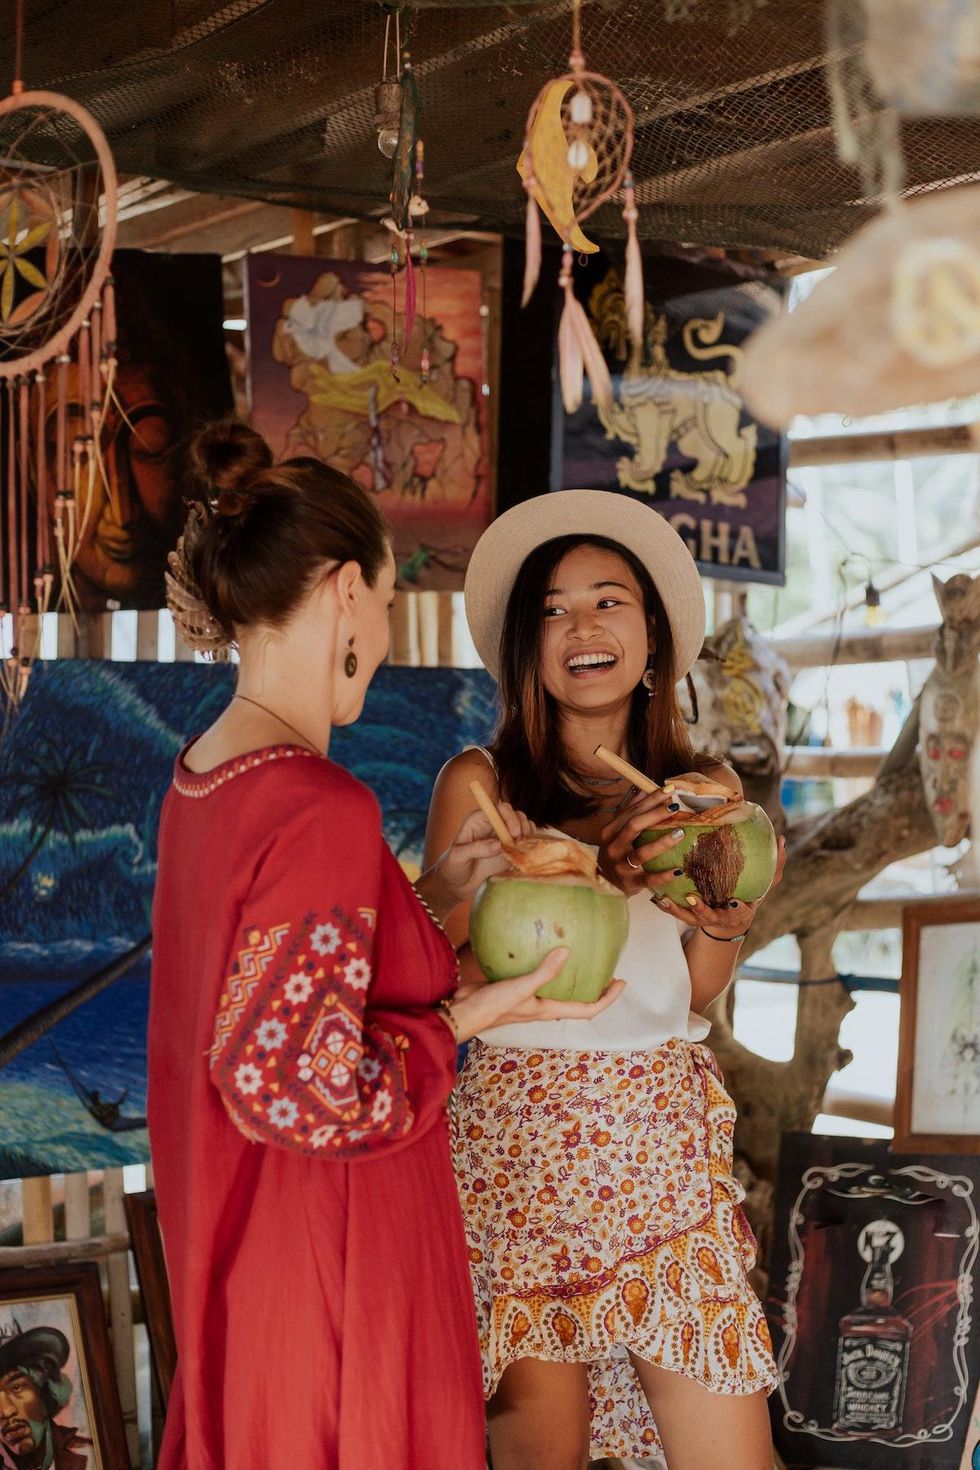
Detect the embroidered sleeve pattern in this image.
<box><xmin>210</xmin><ymin>902</ymin><xmax>414</xmax><ymax>1157</ymax></box>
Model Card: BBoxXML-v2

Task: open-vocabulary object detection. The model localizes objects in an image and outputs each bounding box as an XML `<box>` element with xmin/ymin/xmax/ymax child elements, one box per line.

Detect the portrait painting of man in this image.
<box><xmin>0</xmin><ymin>1323</ymin><xmax>91</xmax><ymax>1470</ymax></box>
<box><xmin>0</xmin><ymin>1272</ymin><xmax>125</xmax><ymax>1470</ymax></box>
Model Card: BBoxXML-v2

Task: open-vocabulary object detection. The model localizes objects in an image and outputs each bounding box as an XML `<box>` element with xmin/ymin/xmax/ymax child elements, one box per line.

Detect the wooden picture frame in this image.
<box><xmin>895</xmin><ymin>896</ymin><xmax>980</xmax><ymax>1154</ymax></box>
<box><xmin>124</xmin><ymin>1188</ymin><xmax>176</xmax><ymax>1407</ymax></box>
<box><xmin>0</xmin><ymin>1261</ymin><xmax>128</xmax><ymax>1469</ymax></box>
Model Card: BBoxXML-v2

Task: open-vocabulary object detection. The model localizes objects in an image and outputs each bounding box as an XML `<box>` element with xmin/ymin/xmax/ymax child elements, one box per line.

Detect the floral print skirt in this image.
<box><xmin>451</xmin><ymin>1036</ymin><xmax>777</xmax><ymax>1461</ymax></box>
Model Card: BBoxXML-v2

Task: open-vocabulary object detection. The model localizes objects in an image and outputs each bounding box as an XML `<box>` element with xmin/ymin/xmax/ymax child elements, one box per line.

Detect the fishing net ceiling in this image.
<box><xmin>13</xmin><ymin>0</ymin><xmax>980</xmax><ymax>258</ymax></box>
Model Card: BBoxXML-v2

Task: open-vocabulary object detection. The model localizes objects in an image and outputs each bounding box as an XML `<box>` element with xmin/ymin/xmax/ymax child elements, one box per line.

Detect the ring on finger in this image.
<box><xmin>625</xmin><ymin>851</ymin><xmax>640</xmax><ymax>871</ymax></box>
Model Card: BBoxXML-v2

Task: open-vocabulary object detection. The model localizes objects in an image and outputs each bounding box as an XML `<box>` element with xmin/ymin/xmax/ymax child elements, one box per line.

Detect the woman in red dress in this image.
<box><xmin>148</xmin><ymin>423</ymin><xmax>620</xmax><ymax>1470</ymax></box>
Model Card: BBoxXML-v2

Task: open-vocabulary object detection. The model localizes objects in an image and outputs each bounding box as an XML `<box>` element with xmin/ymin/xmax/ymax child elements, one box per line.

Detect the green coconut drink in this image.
<box><xmin>470</xmin><ymin>851</ymin><xmax>629</xmax><ymax>1003</ymax></box>
<box><xmin>636</xmin><ymin>778</ymin><xmax>778</xmax><ymax>907</ymax></box>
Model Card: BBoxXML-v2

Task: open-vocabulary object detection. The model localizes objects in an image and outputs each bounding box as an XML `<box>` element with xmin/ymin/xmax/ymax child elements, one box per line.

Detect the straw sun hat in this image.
<box><xmin>464</xmin><ymin>489</ymin><xmax>706</xmax><ymax>682</ymax></box>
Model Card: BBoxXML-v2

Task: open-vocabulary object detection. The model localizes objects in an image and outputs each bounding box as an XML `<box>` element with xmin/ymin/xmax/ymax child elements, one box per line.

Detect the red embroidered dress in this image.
<box><xmin>148</xmin><ymin>745</ymin><xmax>485</xmax><ymax>1470</ymax></box>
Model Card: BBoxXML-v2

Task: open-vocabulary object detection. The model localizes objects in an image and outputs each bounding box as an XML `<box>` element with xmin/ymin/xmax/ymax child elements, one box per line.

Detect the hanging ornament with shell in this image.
<box><xmin>0</xmin><ymin>0</ymin><xmax>118</xmax><ymax>712</ymax></box>
<box><xmin>518</xmin><ymin>0</ymin><xmax>640</xmax><ymax>415</ymax></box>
<box><xmin>377</xmin><ymin>3</ymin><xmax>431</xmax><ymax>386</ymax></box>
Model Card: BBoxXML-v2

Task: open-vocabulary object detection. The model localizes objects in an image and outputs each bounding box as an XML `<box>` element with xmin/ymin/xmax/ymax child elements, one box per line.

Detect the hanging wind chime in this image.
<box><xmin>519</xmin><ymin>0</ymin><xmax>639</xmax><ymax>415</ymax></box>
<box><xmin>376</xmin><ymin>4</ymin><xmax>431</xmax><ymax>384</ymax></box>
<box><xmin>0</xmin><ymin>0</ymin><xmax>118</xmax><ymax>711</ymax></box>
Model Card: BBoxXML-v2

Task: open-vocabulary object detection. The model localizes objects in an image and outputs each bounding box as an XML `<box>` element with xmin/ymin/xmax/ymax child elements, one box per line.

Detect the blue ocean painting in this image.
<box><xmin>0</xmin><ymin>660</ymin><xmax>495</xmax><ymax>1178</ymax></box>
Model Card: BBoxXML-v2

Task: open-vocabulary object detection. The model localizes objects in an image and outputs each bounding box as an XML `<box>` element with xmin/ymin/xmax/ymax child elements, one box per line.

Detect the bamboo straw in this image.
<box><xmin>593</xmin><ymin>744</ymin><xmax>661</xmax><ymax>795</ymax></box>
<box><xmin>468</xmin><ymin>780</ymin><xmax>514</xmax><ymax>847</ymax></box>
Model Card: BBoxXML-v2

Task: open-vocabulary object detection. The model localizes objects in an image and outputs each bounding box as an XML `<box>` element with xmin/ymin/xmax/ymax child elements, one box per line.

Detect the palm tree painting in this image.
<box><xmin>0</xmin><ymin>737</ymin><xmax>115</xmax><ymax>904</ymax></box>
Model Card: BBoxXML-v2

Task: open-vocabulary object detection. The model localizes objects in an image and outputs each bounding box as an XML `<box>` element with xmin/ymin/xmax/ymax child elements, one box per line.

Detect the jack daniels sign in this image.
<box><xmin>548</xmin><ymin>250</ymin><xmax>788</xmax><ymax>586</ymax></box>
<box><xmin>766</xmin><ymin>1133</ymin><xmax>980</xmax><ymax>1470</ymax></box>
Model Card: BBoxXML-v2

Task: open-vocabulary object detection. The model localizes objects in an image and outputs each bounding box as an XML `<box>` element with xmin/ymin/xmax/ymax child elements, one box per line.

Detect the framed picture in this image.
<box><xmin>0</xmin><ymin>1262</ymin><xmax>128</xmax><ymax>1469</ymax></box>
<box><xmin>124</xmin><ymin>1190</ymin><xmax>176</xmax><ymax>1407</ymax></box>
<box><xmin>553</xmin><ymin>249</ymin><xmax>787</xmax><ymax>585</ymax></box>
<box><xmin>767</xmin><ymin>1132</ymin><xmax>980</xmax><ymax>1470</ymax></box>
<box><xmin>246</xmin><ymin>254</ymin><xmax>492</xmax><ymax>590</ymax></box>
<box><xmin>895</xmin><ymin>897</ymin><xmax>980</xmax><ymax>1154</ymax></box>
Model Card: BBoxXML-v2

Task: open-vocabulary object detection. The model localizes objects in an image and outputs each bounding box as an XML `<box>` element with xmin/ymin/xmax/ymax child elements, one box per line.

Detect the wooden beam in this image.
<box><xmin>775</xmin><ymin>625</ymin><xmax>937</xmax><ymax>669</ymax></box>
<box><xmin>0</xmin><ymin>1232</ymin><xmax>130</xmax><ymax>1267</ymax></box>
<box><xmin>821</xmin><ymin>1089</ymin><xmax>894</xmax><ymax>1128</ymax></box>
<box><xmin>782</xmin><ymin>748</ymin><xmax>887</xmax><ymax>779</ymax></box>
<box><xmin>790</xmin><ymin>424</ymin><xmax>980</xmax><ymax>467</ymax></box>
<box><xmin>840</xmin><ymin>892</ymin><xmax>980</xmax><ymax>932</ymax></box>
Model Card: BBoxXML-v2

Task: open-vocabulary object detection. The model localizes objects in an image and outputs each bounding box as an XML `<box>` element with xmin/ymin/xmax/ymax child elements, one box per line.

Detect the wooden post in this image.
<box><xmin>135</xmin><ymin>610</ymin><xmax>158</xmax><ymax>661</ymax></box>
<box><xmin>64</xmin><ymin>1173</ymin><xmax>92</xmax><ymax>1241</ymax></box>
<box><xmin>437</xmin><ymin>592</ymin><xmax>455</xmax><ymax>667</ymax></box>
<box><xmin>389</xmin><ymin>593</ymin><xmax>420</xmax><ymax>665</ymax></box>
<box><xmin>290</xmin><ymin>209</ymin><xmax>316</xmax><ymax>259</ymax></box>
<box><xmin>103</xmin><ymin>1169</ymin><xmax>140</xmax><ymax>1465</ymax></box>
<box><xmin>417</xmin><ymin>591</ymin><xmax>440</xmax><ymax>667</ymax></box>
<box><xmin>20</xmin><ymin>1177</ymin><xmax>53</xmax><ymax>1245</ymax></box>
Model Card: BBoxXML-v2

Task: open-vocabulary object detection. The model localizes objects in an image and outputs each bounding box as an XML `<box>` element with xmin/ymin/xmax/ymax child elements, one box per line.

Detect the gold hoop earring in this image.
<box><xmin>344</xmin><ymin>637</ymin><xmax>358</xmax><ymax>679</ymax></box>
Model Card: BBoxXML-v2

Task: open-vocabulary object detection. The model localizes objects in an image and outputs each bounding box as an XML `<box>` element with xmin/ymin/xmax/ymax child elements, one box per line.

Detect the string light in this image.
<box><xmin>864</xmin><ymin>579</ymin><xmax>884</xmax><ymax>628</ymax></box>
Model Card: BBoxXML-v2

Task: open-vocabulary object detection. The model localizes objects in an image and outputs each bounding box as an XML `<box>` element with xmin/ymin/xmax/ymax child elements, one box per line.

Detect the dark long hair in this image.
<box><xmin>490</xmin><ymin>534</ymin><xmax>706</xmax><ymax>825</ymax></box>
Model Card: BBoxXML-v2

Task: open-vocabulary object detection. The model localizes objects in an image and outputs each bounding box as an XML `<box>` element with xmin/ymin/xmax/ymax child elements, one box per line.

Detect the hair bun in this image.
<box><xmin>191</xmin><ymin>420</ymin><xmax>274</xmax><ymax>521</ymax></box>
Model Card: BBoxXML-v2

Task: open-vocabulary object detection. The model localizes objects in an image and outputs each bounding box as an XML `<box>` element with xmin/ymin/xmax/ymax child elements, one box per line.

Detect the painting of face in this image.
<box><xmin>919</xmin><ymin>676</ymin><xmax>978</xmax><ymax>848</ymax></box>
<box><xmin>43</xmin><ymin>364</ymin><xmax>186</xmax><ymax>610</ymax></box>
<box><xmin>33</xmin><ymin>250</ymin><xmax>232</xmax><ymax>612</ymax></box>
<box><xmin>923</xmin><ymin>727</ymin><xmax>971</xmax><ymax>823</ymax></box>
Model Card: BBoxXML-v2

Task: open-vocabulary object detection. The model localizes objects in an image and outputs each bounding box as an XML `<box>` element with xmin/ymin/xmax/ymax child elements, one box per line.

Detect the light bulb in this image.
<box><xmin>864</xmin><ymin>581</ymin><xmax>885</xmax><ymax>628</ymax></box>
<box><xmin>377</xmin><ymin>127</ymin><xmax>400</xmax><ymax>159</ymax></box>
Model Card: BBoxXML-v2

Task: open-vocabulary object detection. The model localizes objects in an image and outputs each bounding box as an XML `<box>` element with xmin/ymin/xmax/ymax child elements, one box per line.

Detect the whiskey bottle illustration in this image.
<box><xmin>833</xmin><ymin>1221</ymin><xmax>913</xmax><ymax>1434</ymax></box>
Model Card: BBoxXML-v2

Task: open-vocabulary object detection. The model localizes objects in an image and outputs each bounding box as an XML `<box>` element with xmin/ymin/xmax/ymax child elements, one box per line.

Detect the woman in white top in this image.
<box><xmin>425</xmin><ymin>491</ymin><xmax>784</xmax><ymax>1470</ymax></box>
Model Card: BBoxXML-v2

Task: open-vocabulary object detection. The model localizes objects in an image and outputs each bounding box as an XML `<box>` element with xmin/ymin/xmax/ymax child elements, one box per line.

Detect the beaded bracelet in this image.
<box><xmin>700</xmin><ymin>927</ymin><xmax>748</xmax><ymax>944</ymax></box>
<box><xmin>436</xmin><ymin>997</ymin><xmax>461</xmax><ymax>1043</ymax></box>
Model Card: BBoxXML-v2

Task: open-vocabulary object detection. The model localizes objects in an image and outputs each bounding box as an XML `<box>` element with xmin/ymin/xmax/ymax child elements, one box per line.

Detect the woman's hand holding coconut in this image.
<box><xmin>422</xmin><ymin>794</ymin><xmax>627</xmax><ymax>1044</ymax></box>
<box><xmin>414</xmin><ymin>800</ymin><xmax>536</xmax><ymax>921</ymax></box>
<box><xmin>597</xmin><ymin>788</ymin><xmax>689</xmax><ymax>896</ymax></box>
<box><xmin>446</xmin><ymin>955</ymin><xmax>626</xmax><ymax>1043</ymax></box>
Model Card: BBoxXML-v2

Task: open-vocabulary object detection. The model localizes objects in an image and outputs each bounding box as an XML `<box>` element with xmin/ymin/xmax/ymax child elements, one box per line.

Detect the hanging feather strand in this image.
<box><xmin>622</xmin><ymin>172</ymin><xmax>645</xmax><ymax>350</ymax></box>
<box><xmin>558</xmin><ymin>247</ymin><xmax>613</xmax><ymax>415</ymax></box>
<box><xmin>521</xmin><ymin>173</ymin><xmax>542</xmax><ymax>307</ymax></box>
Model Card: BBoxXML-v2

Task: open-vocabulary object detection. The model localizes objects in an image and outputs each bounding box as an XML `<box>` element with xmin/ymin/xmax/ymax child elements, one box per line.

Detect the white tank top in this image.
<box><xmin>465</xmin><ymin>748</ymin><xmax>710</xmax><ymax>1052</ymax></box>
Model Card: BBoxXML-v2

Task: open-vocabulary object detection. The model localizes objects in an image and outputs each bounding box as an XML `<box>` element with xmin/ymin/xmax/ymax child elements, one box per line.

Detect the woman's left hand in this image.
<box><xmin>650</xmin><ymin>835</ymin><xmax>787</xmax><ymax>934</ymax></box>
<box><xmin>421</xmin><ymin>802</ymin><xmax>534</xmax><ymax>915</ymax></box>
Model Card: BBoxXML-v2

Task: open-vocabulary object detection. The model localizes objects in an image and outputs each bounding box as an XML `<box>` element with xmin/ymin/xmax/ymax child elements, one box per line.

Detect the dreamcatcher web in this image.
<box><xmin>0</xmin><ymin>41</ymin><xmax>118</xmax><ymax>716</ymax></box>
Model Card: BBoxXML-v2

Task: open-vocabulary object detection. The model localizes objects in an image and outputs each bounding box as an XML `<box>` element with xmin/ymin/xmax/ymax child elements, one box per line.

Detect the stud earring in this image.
<box><xmin>344</xmin><ymin>637</ymin><xmax>358</xmax><ymax>679</ymax></box>
<box><xmin>642</xmin><ymin>655</ymin><xmax>655</xmax><ymax>695</ymax></box>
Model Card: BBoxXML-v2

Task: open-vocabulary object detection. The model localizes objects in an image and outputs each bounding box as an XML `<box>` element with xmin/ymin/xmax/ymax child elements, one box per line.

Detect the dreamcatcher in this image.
<box><xmin>0</xmin><ymin>0</ymin><xmax>118</xmax><ymax>709</ymax></box>
<box><xmin>518</xmin><ymin>0</ymin><xmax>638</xmax><ymax>414</ymax></box>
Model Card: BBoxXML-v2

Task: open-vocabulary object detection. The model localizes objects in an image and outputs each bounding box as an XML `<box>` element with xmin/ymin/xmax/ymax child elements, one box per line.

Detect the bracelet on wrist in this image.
<box><xmin>700</xmin><ymin>927</ymin><xmax>748</xmax><ymax>944</ymax></box>
<box><xmin>436</xmin><ymin>996</ymin><xmax>461</xmax><ymax>1043</ymax></box>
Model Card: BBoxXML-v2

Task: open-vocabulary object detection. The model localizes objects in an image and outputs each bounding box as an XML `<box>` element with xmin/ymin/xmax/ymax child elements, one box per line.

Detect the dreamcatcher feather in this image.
<box><xmin>0</xmin><ymin>4</ymin><xmax>118</xmax><ymax>711</ymax></box>
<box><xmin>518</xmin><ymin>0</ymin><xmax>638</xmax><ymax>415</ymax></box>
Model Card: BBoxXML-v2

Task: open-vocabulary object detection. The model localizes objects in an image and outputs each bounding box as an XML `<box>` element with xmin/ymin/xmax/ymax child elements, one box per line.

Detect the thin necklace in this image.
<box><xmin>232</xmin><ymin>694</ymin><xmax>322</xmax><ymax>754</ymax></box>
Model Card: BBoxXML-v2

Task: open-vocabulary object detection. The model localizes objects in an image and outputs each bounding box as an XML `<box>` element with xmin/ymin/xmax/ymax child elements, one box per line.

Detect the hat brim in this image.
<box><xmin>464</xmin><ymin>490</ymin><xmax>706</xmax><ymax>682</ymax></box>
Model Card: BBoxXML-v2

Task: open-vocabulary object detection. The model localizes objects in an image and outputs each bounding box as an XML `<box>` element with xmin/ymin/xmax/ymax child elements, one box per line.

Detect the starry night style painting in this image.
<box><xmin>0</xmin><ymin>660</ymin><xmax>495</xmax><ymax>1178</ymax></box>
